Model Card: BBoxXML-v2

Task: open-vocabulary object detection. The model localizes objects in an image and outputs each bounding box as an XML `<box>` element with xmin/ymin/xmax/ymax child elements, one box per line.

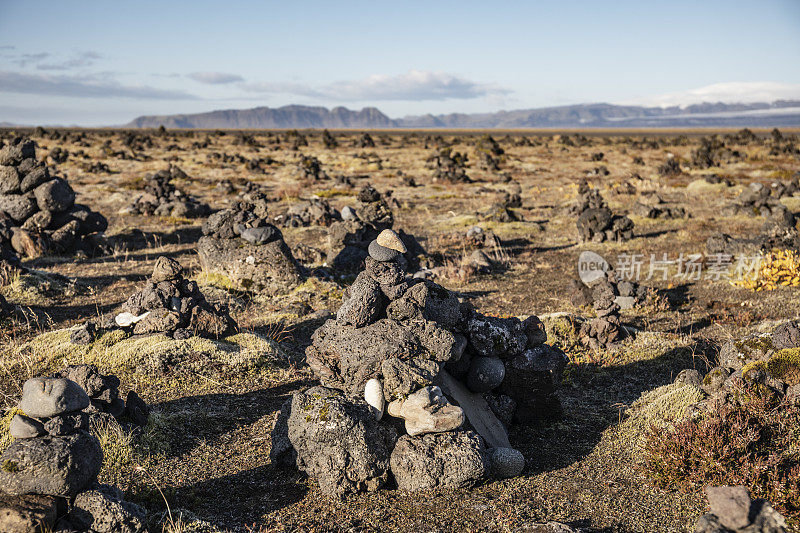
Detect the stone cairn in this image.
<box><xmin>271</xmin><ymin>229</ymin><xmax>568</xmax><ymax>496</ymax></box>
<box><xmin>462</xmin><ymin>226</ymin><xmax>503</xmax><ymax>275</ymax></box>
<box><xmin>428</xmin><ymin>147</ymin><xmax>470</xmax><ymax>183</ymax></box>
<box><xmin>0</xmin><ymin>137</ymin><xmax>108</xmax><ymax>258</ymax></box>
<box><xmin>327</xmin><ymin>185</ymin><xmax>423</xmax><ymax>271</ymax></box>
<box><xmin>578</xmin><ymin>278</ymin><xmax>628</xmax><ymax>350</ymax></box>
<box><xmin>0</xmin><ymin>366</ymin><xmax>149</xmax><ymax>533</ymax></box>
<box><xmin>706</xmin><ymin>184</ymin><xmax>800</xmax><ymax>258</ymax></box>
<box><xmin>298</xmin><ymin>155</ymin><xmax>328</xmax><ymax>181</ymax></box>
<box><xmin>123</xmin><ymin>166</ymin><xmax>210</xmax><ymax>219</ymax></box>
<box><xmin>356</xmin><ymin>132</ymin><xmax>375</xmax><ymax>148</ymax></box>
<box><xmin>114</xmin><ymin>256</ymin><xmax>236</xmax><ymax>339</ymax></box>
<box><xmin>276</xmin><ymin>197</ymin><xmax>340</xmax><ymax>228</ymax></box>
<box><xmin>631</xmin><ymin>194</ymin><xmax>687</xmax><ymax>219</ymax></box>
<box><xmin>198</xmin><ymin>201</ymin><xmax>304</xmax><ymax>294</ymax></box>
<box><xmin>572</xmin><ymin>185</ymin><xmax>634</xmax><ymax>243</ymax></box>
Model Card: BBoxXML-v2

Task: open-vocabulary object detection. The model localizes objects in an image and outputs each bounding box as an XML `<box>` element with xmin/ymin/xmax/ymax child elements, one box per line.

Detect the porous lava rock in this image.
<box><xmin>123</xmin><ymin>165</ymin><xmax>210</xmax><ymax>219</ymax></box>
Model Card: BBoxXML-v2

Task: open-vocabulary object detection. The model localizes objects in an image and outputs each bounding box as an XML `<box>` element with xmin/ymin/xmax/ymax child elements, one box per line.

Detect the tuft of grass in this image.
<box><xmin>0</xmin><ymin>408</ymin><xmax>21</xmax><ymax>454</ymax></box>
<box><xmin>159</xmin><ymin>508</ymin><xmax>224</xmax><ymax>533</ymax></box>
<box><xmin>92</xmin><ymin>418</ymin><xmax>137</xmax><ymax>487</ymax></box>
<box><xmin>314</xmin><ymin>188</ymin><xmax>352</xmax><ymax>198</ymax></box>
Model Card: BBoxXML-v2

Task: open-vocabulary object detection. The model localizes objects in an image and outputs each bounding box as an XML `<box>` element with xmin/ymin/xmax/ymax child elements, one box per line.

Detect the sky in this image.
<box><xmin>1</xmin><ymin>0</ymin><xmax>799</xmax><ymax>126</ymax></box>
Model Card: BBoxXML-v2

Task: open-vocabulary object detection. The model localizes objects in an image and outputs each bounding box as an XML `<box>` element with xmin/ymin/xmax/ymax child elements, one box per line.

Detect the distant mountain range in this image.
<box><xmin>126</xmin><ymin>101</ymin><xmax>800</xmax><ymax>129</ymax></box>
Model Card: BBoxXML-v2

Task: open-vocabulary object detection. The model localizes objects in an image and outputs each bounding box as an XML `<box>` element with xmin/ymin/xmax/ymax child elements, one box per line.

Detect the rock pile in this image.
<box><xmin>198</xmin><ymin>201</ymin><xmax>304</xmax><ymax>294</ymax></box>
<box><xmin>272</xmin><ymin>229</ymin><xmax>568</xmax><ymax>496</ymax></box>
<box><xmin>327</xmin><ymin>185</ymin><xmax>423</xmax><ymax>271</ymax></box>
<box><xmin>707</xmin><ymin>205</ymin><xmax>799</xmax><ymax>257</ymax></box>
<box><xmin>428</xmin><ymin>148</ymin><xmax>470</xmax><ymax>183</ymax></box>
<box><xmin>631</xmin><ymin>194</ymin><xmax>687</xmax><ymax>219</ymax></box>
<box><xmin>356</xmin><ymin>132</ymin><xmax>375</xmax><ymax>148</ymax></box>
<box><xmin>699</xmin><ymin>320</ymin><xmax>800</xmax><ymax>405</ymax></box>
<box><xmin>573</xmin><ymin>187</ymin><xmax>634</xmax><ymax>242</ymax></box>
<box><xmin>123</xmin><ymin>166</ymin><xmax>210</xmax><ymax>219</ymax></box>
<box><xmin>723</xmin><ymin>182</ymin><xmax>795</xmax><ymax>221</ymax></box>
<box><xmin>276</xmin><ymin>197</ymin><xmax>340</xmax><ymax>228</ymax></box>
<box><xmin>461</xmin><ymin>226</ymin><xmax>504</xmax><ymax>275</ymax></box>
<box><xmin>578</xmin><ymin>277</ymin><xmax>629</xmax><ymax>350</ymax></box>
<box><xmin>691</xmin><ymin>136</ymin><xmax>746</xmax><ymax>169</ymax></box>
<box><xmin>475</xmin><ymin>135</ymin><xmax>503</xmax><ymax>171</ymax></box>
<box><xmin>321</xmin><ymin>129</ymin><xmax>338</xmax><ymax>149</ymax></box>
<box><xmin>695</xmin><ymin>486</ymin><xmax>787</xmax><ymax>533</ymax></box>
<box><xmin>53</xmin><ymin>364</ymin><xmax>150</xmax><ymax>427</ymax></box>
<box><xmin>115</xmin><ymin>256</ymin><xmax>236</xmax><ymax>339</ymax></box>
<box><xmin>570</xmin><ymin>268</ymin><xmax>648</xmax><ymax>312</ymax></box>
<box><xmin>298</xmin><ymin>155</ymin><xmax>328</xmax><ymax>181</ymax></box>
<box><xmin>0</xmin><ymin>372</ymin><xmax>148</xmax><ymax>533</ymax></box>
<box><xmin>0</xmin><ymin>137</ymin><xmax>108</xmax><ymax>258</ymax></box>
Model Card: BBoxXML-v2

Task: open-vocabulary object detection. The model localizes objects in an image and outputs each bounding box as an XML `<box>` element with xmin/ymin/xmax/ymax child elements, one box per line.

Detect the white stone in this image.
<box><xmin>114</xmin><ymin>311</ymin><xmax>150</xmax><ymax>327</ymax></box>
<box><xmin>364</xmin><ymin>378</ymin><xmax>385</xmax><ymax>420</ymax></box>
<box><xmin>376</xmin><ymin>229</ymin><xmax>407</xmax><ymax>254</ymax></box>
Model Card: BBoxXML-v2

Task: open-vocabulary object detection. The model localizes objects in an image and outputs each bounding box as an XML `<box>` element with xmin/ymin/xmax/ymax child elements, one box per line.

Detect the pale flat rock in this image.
<box><xmin>397</xmin><ymin>386</ymin><xmax>464</xmax><ymax>436</ymax></box>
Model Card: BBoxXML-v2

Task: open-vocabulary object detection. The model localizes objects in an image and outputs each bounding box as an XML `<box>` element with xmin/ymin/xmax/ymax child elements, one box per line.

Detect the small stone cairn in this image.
<box><xmin>0</xmin><ymin>367</ymin><xmax>149</xmax><ymax>532</ymax></box>
<box><xmin>572</xmin><ymin>185</ymin><xmax>634</xmax><ymax>243</ymax></box>
<box><xmin>114</xmin><ymin>256</ymin><xmax>236</xmax><ymax>339</ymax></box>
<box><xmin>123</xmin><ymin>166</ymin><xmax>210</xmax><ymax>219</ymax></box>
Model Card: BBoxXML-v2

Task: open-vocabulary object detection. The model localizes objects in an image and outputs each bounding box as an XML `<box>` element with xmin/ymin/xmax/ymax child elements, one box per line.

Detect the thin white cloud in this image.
<box><xmin>241</xmin><ymin>70</ymin><xmax>511</xmax><ymax>101</ymax></box>
<box><xmin>624</xmin><ymin>82</ymin><xmax>800</xmax><ymax>108</ymax></box>
<box><xmin>0</xmin><ymin>71</ymin><xmax>196</xmax><ymax>100</ymax></box>
<box><xmin>37</xmin><ymin>51</ymin><xmax>102</xmax><ymax>71</ymax></box>
<box><xmin>188</xmin><ymin>71</ymin><xmax>244</xmax><ymax>84</ymax></box>
<box><xmin>12</xmin><ymin>52</ymin><xmax>50</xmax><ymax>67</ymax></box>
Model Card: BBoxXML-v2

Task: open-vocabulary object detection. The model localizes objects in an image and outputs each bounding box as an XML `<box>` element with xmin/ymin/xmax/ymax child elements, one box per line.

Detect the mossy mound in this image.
<box><xmin>4</xmin><ymin>328</ymin><xmax>291</xmax><ymax>379</ymax></box>
<box><xmin>743</xmin><ymin>347</ymin><xmax>800</xmax><ymax>386</ymax></box>
<box><xmin>0</xmin><ymin>269</ymin><xmax>83</xmax><ymax>306</ymax></box>
<box><xmin>600</xmin><ymin>382</ymin><xmax>704</xmax><ymax>463</ymax></box>
<box><xmin>685</xmin><ymin>178</ymin><xmax>734</xmax><ymax>195</ymax></box>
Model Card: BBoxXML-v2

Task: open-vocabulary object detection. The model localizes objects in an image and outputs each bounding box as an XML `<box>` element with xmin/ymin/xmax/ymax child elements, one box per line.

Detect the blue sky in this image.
<box><xmin>1</xmin><ymin>0</ymin><xmax>799</xmax><ymax>125</ymax></box>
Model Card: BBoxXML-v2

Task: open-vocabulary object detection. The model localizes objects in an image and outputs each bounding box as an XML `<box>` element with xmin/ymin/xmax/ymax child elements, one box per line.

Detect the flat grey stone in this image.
<box><xmin>9</xmin><ymin>414</ymin><xmax>45</xmax><ymax>439</ymax></box>
<box><xmin>19</xmin><ymin>378</ymin><xmax>90</xmax><ymax>419</ymax></box>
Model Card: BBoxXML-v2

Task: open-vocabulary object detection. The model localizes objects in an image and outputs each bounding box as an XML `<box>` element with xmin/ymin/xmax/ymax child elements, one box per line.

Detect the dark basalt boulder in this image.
<box><xmin>272</xmin><ymin>386</ymin><xmax>397</xmax><ymax>497</ymax></box>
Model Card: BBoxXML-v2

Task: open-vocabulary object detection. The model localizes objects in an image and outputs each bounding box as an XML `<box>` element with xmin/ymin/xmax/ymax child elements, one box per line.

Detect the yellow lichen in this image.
<box><xmin>731</xmin><ymin>250</ymin><xmax>800</xmax><ymax>291</ymax></box>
